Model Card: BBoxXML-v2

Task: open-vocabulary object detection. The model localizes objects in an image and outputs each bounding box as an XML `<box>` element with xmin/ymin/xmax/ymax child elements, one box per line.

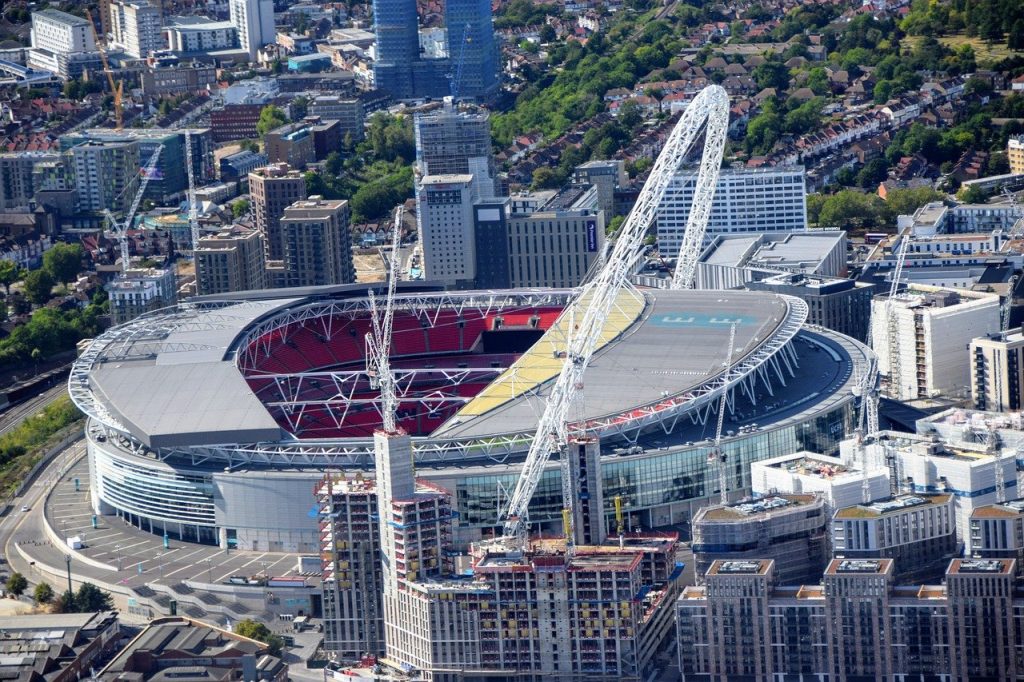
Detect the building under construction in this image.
<box><xmin>318</xmin><ymin>430</ymin><xmax>683</xmax><ymax>680</ymax></box>
<box><xmin>691</xmin><ymin>494</ymin><xmax>829</xmax><ymax>585</ymax></box>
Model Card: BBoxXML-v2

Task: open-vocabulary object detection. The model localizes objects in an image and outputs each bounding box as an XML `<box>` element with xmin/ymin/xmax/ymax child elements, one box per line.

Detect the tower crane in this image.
<box><xmin>85</xmin><ymin>9</ymin><xmax>123</xmax><ymax>130</ymax></box>
<box><xmin>184</xmin><ymin>130</ymin><xmax>201</xmax><ymax>252</ymax></box>
<box><xmin>447</xmin><ymin>24</ymin><xmax>471</xmax><ymax>101</ymax></box>
<box><xmin>885</xmin><ymin>233</ymin><xmax>911</xmax><ymax>400</ymax></box>
<box><xmin>708</xmin><ymin>323</ymin><xmax>737</xmax><ymax>506</ymax></box>
<box><xmin>366</xmin><ymin>205</ymin><xmax>404</xmax><ymax>432</ymax></box>
<box><xmin>1003</xmin><ymin>273</ymin><xmax>1018</xmax><ymax>335</ymax></box>
<box><xmin>496</xmin><ymin>85</ymin><xmax>730</xmax><ymax>546</ymax></box>
<box><xmin>104</xmin><ymin>146</ymin><xmax>163</xmax><ymax>273</ymax></box>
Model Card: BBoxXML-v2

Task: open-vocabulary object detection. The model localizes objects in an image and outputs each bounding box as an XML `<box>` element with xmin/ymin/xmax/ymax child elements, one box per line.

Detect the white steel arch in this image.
<box><xmin>499</xmin><ymin>85</ymin><xmax>730</xmax><ymax>542</ymax></box>
<box><xmin>669</xmin><ymin>86</ymin><xmax>730</xmax><ymax>290</ymax></box>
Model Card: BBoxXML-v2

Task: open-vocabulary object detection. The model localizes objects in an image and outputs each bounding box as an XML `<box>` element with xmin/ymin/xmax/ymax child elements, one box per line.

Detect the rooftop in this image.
<box><xmin>420</xmin><ymin>174</ymin><xmax>475</xmax><ymax>186</ymax></box>
<box><xmin>834</xmin><ymin>494</ymin><xmax>951</xmax><ymax>519</ymax></box>
<box><xmin>33</xmin><ymin>8</ymin><xmax>90</xmax><ymax>26</ymax></box>
<box><xmin>700</xmin><ymin>231</ymin><xmax>843</xmax><ymax>271</ymax></box>
<box><xmin>707</xmin><ymin>559</ymin><xmax>771</xmax><ymax>576</ymax></box>
<box><xmin>826</xmin><ymin>558</ymin><xmax>893</xmax><ymax>575</ymax></box>
<box><xmin>698</xmin><ymin>494</ymin><xmax>817</xmax><ymax>521</ymax></box>
<box><xmin>948</xmin><ymin>558</ymin><xmax>1013</xmax><ymax>575</ymax></box>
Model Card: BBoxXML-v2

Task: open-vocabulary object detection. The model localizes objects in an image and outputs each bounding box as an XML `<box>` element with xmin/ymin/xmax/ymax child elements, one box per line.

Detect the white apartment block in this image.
<box><xmin>871</xmin><ymin>285</ymin><xmax>1000</xmax><ymax>400</ymax></box>
<box><xmin>657</xmin><ymin>166</ymin><xmax>807</xmax><ymax>257</ymax></box>
<box><xmin>111</xmin><ymin>0</ymin><xmax>163</xmax><ymax>59</ymax></box>
<box><xmin>163</xmin><ymin>17</ymin><xmax>238</xmax><ymax>53</ymax></box>
<box><xmin>106</xmin><ymin>266</ymin><xmax>178</xmax><ymax>325</ymax></box>
<box><xmin>30</xmin><ymin>9</ymin><xmax>94</xmax><ymax>54</ymax></box>
<box><xmin>417</xmin><ymin>174</ymin><xmax>477</xmax><ymax>287</ymax></box>
<box><xmin>850</xmin><ymin>433</ymin><xmax>1018</xmax><ymax>552</ymax></box>
<box><xmin>751</xmin><ymin>451</ymin><xmax>890</xmax><ymax>515</ymax></box>
<box><xmin>229</xmin><ymin>0</ymin><xmax>274</xmax><ymax>60</ymax></box>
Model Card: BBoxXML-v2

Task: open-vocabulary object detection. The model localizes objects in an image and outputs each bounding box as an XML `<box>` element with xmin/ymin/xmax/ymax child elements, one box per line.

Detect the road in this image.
<box><xmin>0</xmin><ymin>384</ymin><xmax>67</xmax><ymax>436</ymax></box>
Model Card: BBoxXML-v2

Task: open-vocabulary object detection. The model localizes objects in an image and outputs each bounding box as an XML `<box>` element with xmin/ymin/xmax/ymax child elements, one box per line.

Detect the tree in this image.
<box><xmin>235</xmin><ymin>618</ymin><xmax>285</xmax><ymax>656</ymax></box>
<box><xmin>52</xmin><ymin>591</ymin><xmax>75</xmax><ymax>614</ymax></box>
<box><xmin>23</xmin><ymin>270</ymin><xmax>54</xmax><ymax>307</ymax></box>
<box><xmin>33</xmin><ymin>582</ymin><xmax>53</xmax><ymax>604</ymax></box>
<box><xmin>531</xmin><ymin>167</ymin><xmax>559</xmax><ymax>189</ymax></box>
<box><xmin>818</xmin><ymin>190</ymin><xmax>887</xmax><ymax>229</ymax></box>
<box><xmin>239</xmin><ymin>139</ymin><xmax>260</xmax><ymax>153</ymax></box>
<box><xmin>856</xmin><ymin>158</ymin><xmax>889</xmax><ymax>188</ymax></box>
<box><xmin>231</xmin><ymin>199</ymin><xmax>251</xmax><ymax>219</ymax></box>
<box><xmin>1011</xmin><ymin>20</ymin><xmax>1024</xmax><ymax>50</ymax></box>
<box><xmin>256</xmin><ymin>106</ymin><xmax>288</xmax><ymax>138</ymax></box>
<box><xmin>539</xmin><ymin>23</ymin><xmax>556</xmax><ymax>43</ymax></box>
<box><xmin>0</xmin><ymin>260</ymin><xmax>23</xmax><ymax>296</ymax></box>
<box><xmin>5</xmin><ymin>573</ymin><xmax>27</xmax><ymax>597</ymax></box>
<box><xmin>958</xmin><ymin>184</ymin><xmax>989</xmax><ymax>203</ymax></box>
<box><xmin>74</xmin><ymin>583</ymin><xmax>113</xmax><ymax>612</ymax></box>
<box><xmin>752</xmin><ymin>61</ymin><xmax>790</xmax><ymax>92</ymax></box>
<box><xmin>291</xmin><ymin>95</ymin><xmax>309</xmax><ymax>120</ymax></box>
<box><xmin>324</xmin><ymin>152</ymin><xmax>343</xmax><ymax>176</ymax></box>
<box><xmin>42</xmin><ymin>243</ymin><xmax>84</xmax><ymax>285</ymax></box>
<box><xmin>884</xmin><ymin>187</ymin><xmax>945</xmax><ymax>217</ymax></box>
<box><xmin>617</xmin><ymin>100</ymin><xmax>643</xmax><ymax>130</ymax></box>
<box><xmin>606</xmin><ymin>214</ymin><xmax>625</xmax><ymax>236</ymax></box>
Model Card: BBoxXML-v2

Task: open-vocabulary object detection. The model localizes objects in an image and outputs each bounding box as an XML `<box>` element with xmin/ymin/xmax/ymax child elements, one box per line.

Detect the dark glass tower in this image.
<box><xmin>372</xmin><ymin>0</ymin><xmax>420</xmax><ymax>98</ymax></box>
<box><xmin>445</xmin><ymin>0</ymin><xmax>498</xmax><ymax>99</ymax></box>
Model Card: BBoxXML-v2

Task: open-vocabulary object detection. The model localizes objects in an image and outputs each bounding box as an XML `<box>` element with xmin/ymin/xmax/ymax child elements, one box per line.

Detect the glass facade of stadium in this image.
<box><xmin>85</xmin><ymin>397</ymin><xmax>854</xmax><ymax>550</ymax></box>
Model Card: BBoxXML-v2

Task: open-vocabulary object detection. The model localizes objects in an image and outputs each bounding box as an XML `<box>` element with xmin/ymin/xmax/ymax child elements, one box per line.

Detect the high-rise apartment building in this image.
<box><xmin>678</xmin><ymin>557</ymin><xmax>1021</xmax><ymax>682</ymax></box>
<box><xmin>229</xmin><ymin>0</ymin><xmax>274</xmax><ymax>60</ymax></box>
<box><xmin>417</xmin><ymin>174</ymin><xmax>477</xmax><ymax>287</ymax></box>
<box><xmin>70</xmin><ymin>141</ymin><xmax>140</xmax><ymax>214</ymax></box>
<box><xmin>110</xmin><ymin>0</ymin><xmax>163</xmax><ymax>59</ymax></box>
<box><xmin>444</xmin><ymin>0</ymin><xmax>498</xmax><ymax>99</ymax></box>
<box><xmin>832</xmin><ymin>494</ymin><xmax>959</xmax><ymax>582</ymax></box>
<box><xmin>0</xmin><ymin>153</ymin><xmax>62</xmax><ymax>210</ymax></box>
<box><xmin>249</xmin><ymin>164</ymin><xmax>308</xmax><ymax>262</ymax></box>
<box><xmin>106</xmin><ymin>266</ymin><xmax>178</xmax><ymax>325</ymax></box>
<box><xmin>657</xmin><ymin>166</ymin><xmax>807</xmax><ymax>257</ymax></box>
<box><xmin>63</xmin><ymin>128</ymin><xmax>214</xmax><ymax>203</ymax></box>
<box><xmin>691</xmin><ymin>494</ymin><xmax>829</xmax><ymax>585</ymax></box>
<box><xmin>279</xmin><ymin>197</ymin><xmax>354</xmax><ymax>287</ymax></box>
<box><xmin>970</xmin><ymin>329</ymin><xmax>1024</xmax><ymax>412</ymax></box>
<box><xmin>30</xmin><ymin>9</ymin><xmax>94</xmax><ymax>54</ymax></box>
<box><xmin>371</xmin><ymin>0</ymin><xmax>451</xmax><ymax>99</ymax></box>
<box><xmin>871</xmin><ymin>285</ymin><xmax>1000</xmax><ymax>400</ymax></box>
<box><xmin>414</xmin><ymin>102</ymin><xmax>496</xmax><ymax>198</ymax></box>
<box><xmin>194</xmin><ymin>225</ymin><xmax>267</xmax><ymax>296</ymax></box>
<box><xmin>971</xmin><ymin>500</ymin><xmax>1024</xmax><ymax>576</ymax></box>
<box><xmin>28</xmin><ymin>9</ymin><xmax>102</xmax><ymax>79</ymax></box>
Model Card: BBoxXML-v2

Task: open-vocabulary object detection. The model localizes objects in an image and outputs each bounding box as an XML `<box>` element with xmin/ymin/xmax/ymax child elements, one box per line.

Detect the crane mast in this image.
<box><xmin>184</xmin><ymin>130</ymin><xmax>200</xmax><ymax>252</ymax></box>
<box><xmin>105</xmin><ymin>146</ymin><xmax>163</xmax><ymax>273</ymax></box>
<box><xmin>885</xmin><ymin>233</ymin><xmax>911</xmax><ymax>400</ymax></box>
<box><xmin>709</xmin><ymin>323</ymin><xmax>737</xmax><ymax>505</ymax></box>
<box><xmin>448</xmin><ymin>24</ymin><xmax>471</xmax><ymax>101</ymax></box>
<box><xmin>366</xmin><ymin>206</ymin><xmax>404</xmax><ymax>432</ymax></box>
<box><xmin>85</xmin><ymin>9</ymin><xmax>123</xmax><ymax>130</ymax></box>
<box><xmin>498</xmin><ymin>85</ymin><xmax>730</xmax><ymax>544</ymax></box>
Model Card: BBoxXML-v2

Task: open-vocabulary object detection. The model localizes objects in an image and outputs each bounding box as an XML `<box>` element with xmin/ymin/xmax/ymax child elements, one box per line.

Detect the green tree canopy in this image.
<box><xmin>23</xmin><ymin>270</ymin><xmax>54</xmax><ymax>307</ymax></box>
<box><xmin>235</xmin><ymin>618</ymin><xmax>285</xmax><ymax>656</ymax></box>
<box><xmin>256</xmin><ymin>106</ymin><xmax>288</xmax><ymax>138</ymax></box>
<box><xmin>0</xmin><ymin>260</ymin><xmax>23</xmax><ymax>296</ymax></box>
<box><xmin>818</xmin><ymin>190</ymin><xmax>890</xmax><ymax>229</ymax></box>
<box><xmin>74</xmin><ymin>583</ymin><xmax>113</xmax><ymax>612</ymax></box>
<box><xmin>5</xmin><ymin>573</ymin><xmax>26</xmax><ymax>597</ymax></box>
<box><xmin>883</xmin><ymin>187</ymin><xmax>945</xmax><ymax>216</ymax></box>
<box><xmin>42</xmin><ymin>243</ymin><xmax>84</xmax><ymax>285</ymax></box>
<box><xmin>33</xmin><ymin>582</ymin><xmax>54</xmax><ymax>604</ymax></box>
<box><xmin>231</xmin><ymin>199</ymin><xmax>251</xmax><ymax>219</ymax></box>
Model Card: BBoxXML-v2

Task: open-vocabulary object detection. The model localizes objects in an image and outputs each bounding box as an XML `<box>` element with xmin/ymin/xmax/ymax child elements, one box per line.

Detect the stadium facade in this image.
<box><xmin>70</xmin><ymin>283</ymin><xmax>868</xmax><ymax>552</ymax></box>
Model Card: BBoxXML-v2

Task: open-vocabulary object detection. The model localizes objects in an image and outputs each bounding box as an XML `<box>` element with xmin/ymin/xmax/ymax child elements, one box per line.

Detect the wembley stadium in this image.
<box><xmin>69</xmin><ymin>282</ymin><xmax>868</xmax><ymax>552</ymax></box>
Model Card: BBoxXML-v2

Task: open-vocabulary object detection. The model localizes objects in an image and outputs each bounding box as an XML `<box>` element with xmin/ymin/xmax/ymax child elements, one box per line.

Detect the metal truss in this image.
<box><xmin>669</xmin><ymin>86</ymin><xmax>730</xmax><ymax>290</ymax></box>
<box><xmin>234</xmin><ymin>289</ymin><xmax>574</xmax><ymax>372</ymax></box>
<box><xmin>499</xmin><ymin>85</ymin><xmax>731</xmax><ymax>541</ymax></box>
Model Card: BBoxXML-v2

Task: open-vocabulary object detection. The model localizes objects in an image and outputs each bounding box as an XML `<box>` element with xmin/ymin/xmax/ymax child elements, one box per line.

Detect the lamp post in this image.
<box><xmin>63</xmin><ymin>554</ymin><xmax>72</xmax><ymax>598</ymax></box>
<box><xmin>115</xmin><ymin>545</ymin><xmax>122</xmax><ymax>571</ymax></box>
